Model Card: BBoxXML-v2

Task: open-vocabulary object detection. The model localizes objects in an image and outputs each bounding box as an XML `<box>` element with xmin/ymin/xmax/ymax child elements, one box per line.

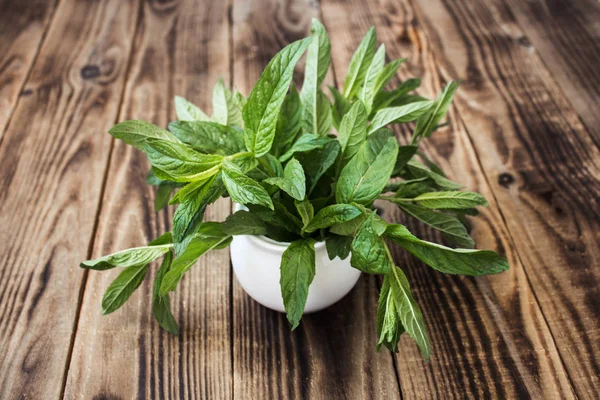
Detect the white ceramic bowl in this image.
<box><xmin>229</xmin><ymin>209</ymin><xmax>361</xmax><ymax>313</ymax></box>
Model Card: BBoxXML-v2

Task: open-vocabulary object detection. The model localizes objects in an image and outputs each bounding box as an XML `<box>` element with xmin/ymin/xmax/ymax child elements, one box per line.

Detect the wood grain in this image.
<box><xmin>0</xmin><ymin>0</ymin><xmax>58</xmax><ymax>140</ymax></box>
<box><xmin>405</xmin><ymin>0</ymin><xmax>600</xmax><ymax>396</ymax></box>
<box><xmin>231</xmin><ymin>1</ymin><xmax>401</xmax><ymax>398</ymax></box>
<box><xmin>0</xmin><ymin>0</ymin><xmax>140</xmax><ymax>398</ymax></box>
<box><xmin>321</xmin><ymin>0</ymin><xmax>576</xmax><ymax>398</ymax></box>
<box><xmin>505</xmin><ymin>0</ymin><xmax>600</xmax><ymax>145</ymax></box>
<box><xmin>63</xmin><ymin>0</ymin><xmax>234</xmax><ymax>399</ymax></box>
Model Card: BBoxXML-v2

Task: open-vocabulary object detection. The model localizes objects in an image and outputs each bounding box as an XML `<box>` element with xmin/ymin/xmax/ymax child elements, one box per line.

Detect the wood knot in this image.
<box><xmin>517</xmin><ymin>36</ymin><xmax>532</xmax><ymax>48</ymax></box>
<box><xmin>81</xmin><ymin>65</ymin><xmax>101</xmax><ymax>79</ymax></box>
<box><xmin>20</xmin><ymin>88</ymin><xmax>33</xmax><ymax>96</ymax></box>
<box><xmin>375</xmin><ymin>206</ymin><xmax>385</xmax><ymax>217</ymax></box>
<box><xmin>498</xmin><ymin>172</ymin><xmax>515</xmax><ymax>187</ymax></box>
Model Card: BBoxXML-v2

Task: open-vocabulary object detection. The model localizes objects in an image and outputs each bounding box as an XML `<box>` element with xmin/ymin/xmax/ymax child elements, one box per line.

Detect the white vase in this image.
<box><xmin>229</xmin><ymin>211</ymin><xmax>361</xmax><ymax>314</ymax></box>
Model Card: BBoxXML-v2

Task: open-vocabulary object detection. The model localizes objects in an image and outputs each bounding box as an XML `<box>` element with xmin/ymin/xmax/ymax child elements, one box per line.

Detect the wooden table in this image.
<box><xmin>1</xmin><ymin>0</ymin><xmax>599</xmax><ymax>398</ymax></box>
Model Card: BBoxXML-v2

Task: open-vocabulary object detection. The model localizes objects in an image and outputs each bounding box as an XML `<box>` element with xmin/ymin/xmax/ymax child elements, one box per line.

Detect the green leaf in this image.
<box><xmin>412</xmin><ymin>191</ymin><xmax>488</xmax><ymax>209</ymax></box>
<box><xmin>402</xmin><ymin>160</ymin><xmax>461</xmax><ymax>190</ymax></box>
<box><xmin>263</xmin><ymin>158</ymin><xmax>306</xmax><ymax>201</ymax></box>
<box><xmin>155</xmin><ymin>183</ymin><xmax>174</xmax><ymax>211</ymax></box>
<box><xmin>142</xmin><ymin>138</ymin><xmax>223</xmax><ymax>182</ymax></box>
<box><xmin>383</xmin><ymin>178</ymin><xmax>432</xmax><ymax>197</ymax></box>
<box><xmin>350</xmin><ymin>212</ymin><xmax>392</xmax><ymax>274</ymax></box>
<box><xmin>243</xmin><ymin>38</ymin><xmax>311</xmax><ymax>157</ymax></box>
<box><xmin>222</xmin><ymin>161</ymin><xmax>274</xmax><ymax>209</ymax></box>
<box><xmin>329</xmin><ymin>203</ymin><xmax>387</xmax><ymax>237</ymax></box>
<box><xmin>175</xmin><ymin>96</ymin><xmax>211</xmax><ymax>121</ymax></box>
<box><xmin>368</xmin><ymin>101</ymin><xmax>432</xmax><ymax>135</ymax></box>
<box><xmin>299</xmin><ymin>140</ymin><xmax>340</xmax><ymax>194</ymax></box>
<box><xmin>168</xmin><ymin>121</ymin><xmax>245</xmax><ymax>155</ymax></box>
<box><xmin>212</xmin><ymin>78</ymin><xmax>243</xmax><ymax>126</ymax></box>
<box><xmin>336</xmin><ymin>133</ymin><xmax>399</xmax><ymax>204</ymax></box>
<box><xmin>388</xmin><ymin>265</ymin><xmax>430</xmax><ymax>360</ymax></box>
<box><xmin>392</xmin><ymin>145</ymin><xmax>418</xmax><ymax>176</ymax></box>
<box><xmin>301</xmin><ymin>19</ymin><xmax>331</xmax><ymax>135</ymax></box>
<box><xmin>152</xmin><ymin>251</ymin><xmax>179</xmax><ymax>334</ymax></box>
<box><xmin>159</xmin><ymin>224</ymin><xmax>232</xmax><ymax>295</ymax></box>
<box><xmin>413</xmin><ymin>81</ymin><xmax>459</xmax><ymax>142</ymax></box>
<box><xmin>372</xmin><ymin>78</ymin><xmax>422</xmax><ymax>113</ymax></box>
<box><xmin>81</xmin><ymin>243</ymin><xmax>172</xmax><ymax>271</ymax></box>
<box><xmin>329</xmin><ymin>86</ymin><xmax>352</xmax><ymax>130</ymax></box>
<box><xmin>385</xmin><ymin>224</ymin><xmax>509</xmax><ymax>276</ymax></box>
<box><xmin>295</xmin><ymin>199</ymin><xmax>314</xmax><ymax>226</ymax></box>
<box><xmin>102</xmin><ymin>263</ymin><xmax>149</xmax><ymax>315</ymax></box>
<box><xmin>338</xmin><ymin>100</ymin><xmax>368</xmax><ymax>165</ymax></box>
<box><xmin>343</xmin><ymin>27</ymin><xmax>377</xmax><ymax>99</ymax></box>
<box><xmin>304</xmin><ymin>204</ymin><xmax>361</xmax><ymax>233</ymax></box>
<box><xmin>222</xmin><ymin>210</ymin><xmax>268</xmax><ymax>236</ymax></box>
<box><xmin>172</xmin><ymin>174</ymin><xmax>224</xmax><ymax>253</ymax></box>
<box><xmin>325</xmin><ymin>234</ymin><xmax>353</xmax><ymax>261</ymax></box>
<box><xmin>273</xmin><ymin>86</ymin><xmax>302</xmax><ymax>157</ymax></box>
<box><xmin>280</xmin><ymin>239</ymin><xmax>316</xmax><ymax>329</ymax></box>
<box><xmin>376</xmin><ymin>275</ymin><xmax>404</xmax><ymax>352</ymax></box>
<box><xmin>359</xmin><ymin>44</ymin><xmax>386</xmax><ymax>107</ymax></box>
<box><xmin>396</xmin><ymin>202</ymin><xmax>475</xmax><ymax>248</ymax></box>
<box><xmin>109</xmin><ymin>120</ymin><xmax>179</xmax><ymax>151</ymax></box>
<box><xmin>279</xmin><ymin>133</ymin><xmax>332</xmax><ymax>162</ymax></box>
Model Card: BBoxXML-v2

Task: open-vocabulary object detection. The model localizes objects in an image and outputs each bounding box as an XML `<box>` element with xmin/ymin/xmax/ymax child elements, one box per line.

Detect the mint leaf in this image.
<box><xmin>368</xmin><ymin>101</ymin><xmax>432</xmax><ymax>135</ymax></box>
<box><xmin>294</xmin><ymin>199</ymin><xmax>314</xmax><ymax>226</ymax></box>
<box><xmin>325</xmin><ymin>234</ymin><xmax>353</xmax><ymax>260</ymax></box>
<box><xmin>388</xmin><ymin>265</ymin><xmax>430</xmax><ymax>360</ymax></box>
<box><xmin>152</xmin><ymin>251</ymin><xmax>179</xmax><ymax>334</ymax></box>
<box><xmin>372</xmin><ymin>78</ymin><xmax>422</xmax><ymax>113</ymax></box>
<box><xmin>155</xmin><ymin>183</ymin><xmax>174</xmax><ymax>211</ymax></box>
<box><xmin>264</xmin><ymin>158</ymin><xmax>306</xmax><ymax>201</ymax></box>
<box><xmin>413</xmin><ymin>81</ymin><xmax>459</xmax><ymax>142</ymax></box>
<box><xmin>359</xmin><ymin>44</ymin><xmax>386</xmax><ymax>108</ymax></box>
<box><xmin>279</xmin><ymin>133</ymin><xmax>332</xmax><ymax>162</ymax></box>
<box><xmin>222</xmin><ymin>161</ymin><xmax>274</xmax><ymax>209</ymax></box>
<box><xmin>301</xmin><ymin>19</ymin><xmax>331</xmax><ymax>136</ymax></box>
<box><xmin>109</xmin><ymin>120</ymin><xmax>179</xmax><ymax>150</ymax></box>
<box><xmin>160</xmin><ymin>224</ymin><xmax>232</xmax><ymax>295</ymax></box>
<box><xmin>143</xmin><ymin>138</ymin><xmax>223</xmax><ymax>182</ymax></box>
<box><xmin>350</xmin><ymin>212</ymin><xmax>392</xmax><ymax>274</ymax></box>
<box><xmin>299</xmin><ymin>140</ymin><xmax>340</xmax><ymax>194</ymax></box>
<box><xmin>81</xmin><ymin>243</ymin><xmax>171</xmax><ymax>271</ymax></box>
<box><xmin>336</xmin><ymin>133</ymin><xmax>399</xmax><ymax>204</ymax></box>
<box><xmin>392</xmin><ymin>145</ymin><xmax>418</xmax><ymax>176</ymax></box>
<box><xmin>175</xmin><ymin>96</ymin><xmax>211</xmax><ymax>121</ymax></box>
<box><xmin>402</xmin><ymin>160</ymin><xmax>462</xmax><ymax>190</ymax></box>
<box><xmin>212</xmin><ymin>78</ymin><xmax>243</xmax><ymax>126</ymax></box>
<box><xmin>243</xmin><ymin>38</ymin><xmax>311</xmax><ymax>156</ymax></box>
<box><xmin>304</xmin><ymin>204</ymin><xmax>361</xmax><ymax>232</ymax></box>
<box><xmin>329</xmin><ymin>86</ymin><xmax>352</xmax><ymax>129</ymax></box>
<box><xmin>343</xmin><ymin>27</ymin><xmax>377</xmax><ymax>99</ymax></box>
<box><xmin>222</xmin><ymin>210</ymin><xmax>268</xmax><ymax>236</ymax></box>
<box><xmin>338</xmin><ymin>100</ymin><xmax>368</xmax><ymax>166</ymax></box>
<box><xmin>273</xmin><ymin>86</ymin><xmax>302</xmax><ymax>157</ymax></box>
<box><xmin>168</xmin><ymin>121</ymin><xmax>245</xmax><ymax>155</ymax></box>
<box><xmin>396</xmin><ymin>202</ymin><xmax>475</xmax><ymax>248</ymax></box>
<box><xmin>376</xmin><ymin>275</ymin><xmax>404</xmax><ymax>352</ymax></box>
<box><xmin>412</xmin><ymin>191</ymin><xmax>488</xmax><ymax>209</ymax></box>
<box><xmin>102</xmin><ymin>263</ymin><xmax>149</xmax><ymax>315</ymax></box>
<box><xmin>280</xmin><ymin>238</ymin><xmax>316</xmax><ymax>329</ymax></box>
<box><xmin>385</xmin><ymin>224</ymin><xmax>509</xmax><ymax>276</ymax></box>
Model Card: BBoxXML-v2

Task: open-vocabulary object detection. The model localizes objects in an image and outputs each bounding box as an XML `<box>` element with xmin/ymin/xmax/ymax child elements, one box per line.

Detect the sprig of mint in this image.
<box><xmin>80</xmin><ymin>19</ymin><xmax>509</xmax><ymax>360</ymax></box>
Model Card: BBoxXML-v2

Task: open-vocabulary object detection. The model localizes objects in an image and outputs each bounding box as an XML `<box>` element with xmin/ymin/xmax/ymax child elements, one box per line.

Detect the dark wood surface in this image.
<box><xmin>0</xmin><ymin>0</ymin><xmax>598</xmax><ymax>398</ymax></box>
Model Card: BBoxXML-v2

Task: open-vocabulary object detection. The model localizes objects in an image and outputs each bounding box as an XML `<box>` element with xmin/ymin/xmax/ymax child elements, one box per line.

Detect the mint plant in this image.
<box><xmin>81</xmin><ymin>20</ymin><xmax>508</xmax><ymax>359</ymax></box>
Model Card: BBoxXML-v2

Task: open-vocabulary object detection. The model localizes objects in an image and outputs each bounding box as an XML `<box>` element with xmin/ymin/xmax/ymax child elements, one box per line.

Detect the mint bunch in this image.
<box><xmin>81</xmin><ymin>20</ymin><xmax>508</xmax><ymax>359</ymax></box>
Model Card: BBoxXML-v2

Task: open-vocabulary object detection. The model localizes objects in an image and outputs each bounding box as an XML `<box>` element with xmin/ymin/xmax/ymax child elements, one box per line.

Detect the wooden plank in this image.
<box><xmin>505</xmin><ymin>0</ymin><xmax>600</xmax><ymax>145</ymax></box>
<box><xmin>404</xmin><ymin>0</ymin><xmax>600</xmax><ymax>396</ymax></box>
<box><xmin>321</xmin><ymin>0</ymin><xmax>576</xmax><ymax>397</ymax></box>
<box><xmin>63</xmin><ymin>0</ymin><xmax>233</xmax><ymax>398</ymax></box>
<box><xmin>0</xmin><ymin>0</ymin><xmax>140</xmax><ymax>398</ymax></box>
<box><xmin>0</xmin><ymin>0</ymin><xmax>58</xmax><ymax>140</ymax></box>
<box><xmin>231</xmin><ymin>1</ymin><xmax>401</xmax><ymax>398</ymax></box>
